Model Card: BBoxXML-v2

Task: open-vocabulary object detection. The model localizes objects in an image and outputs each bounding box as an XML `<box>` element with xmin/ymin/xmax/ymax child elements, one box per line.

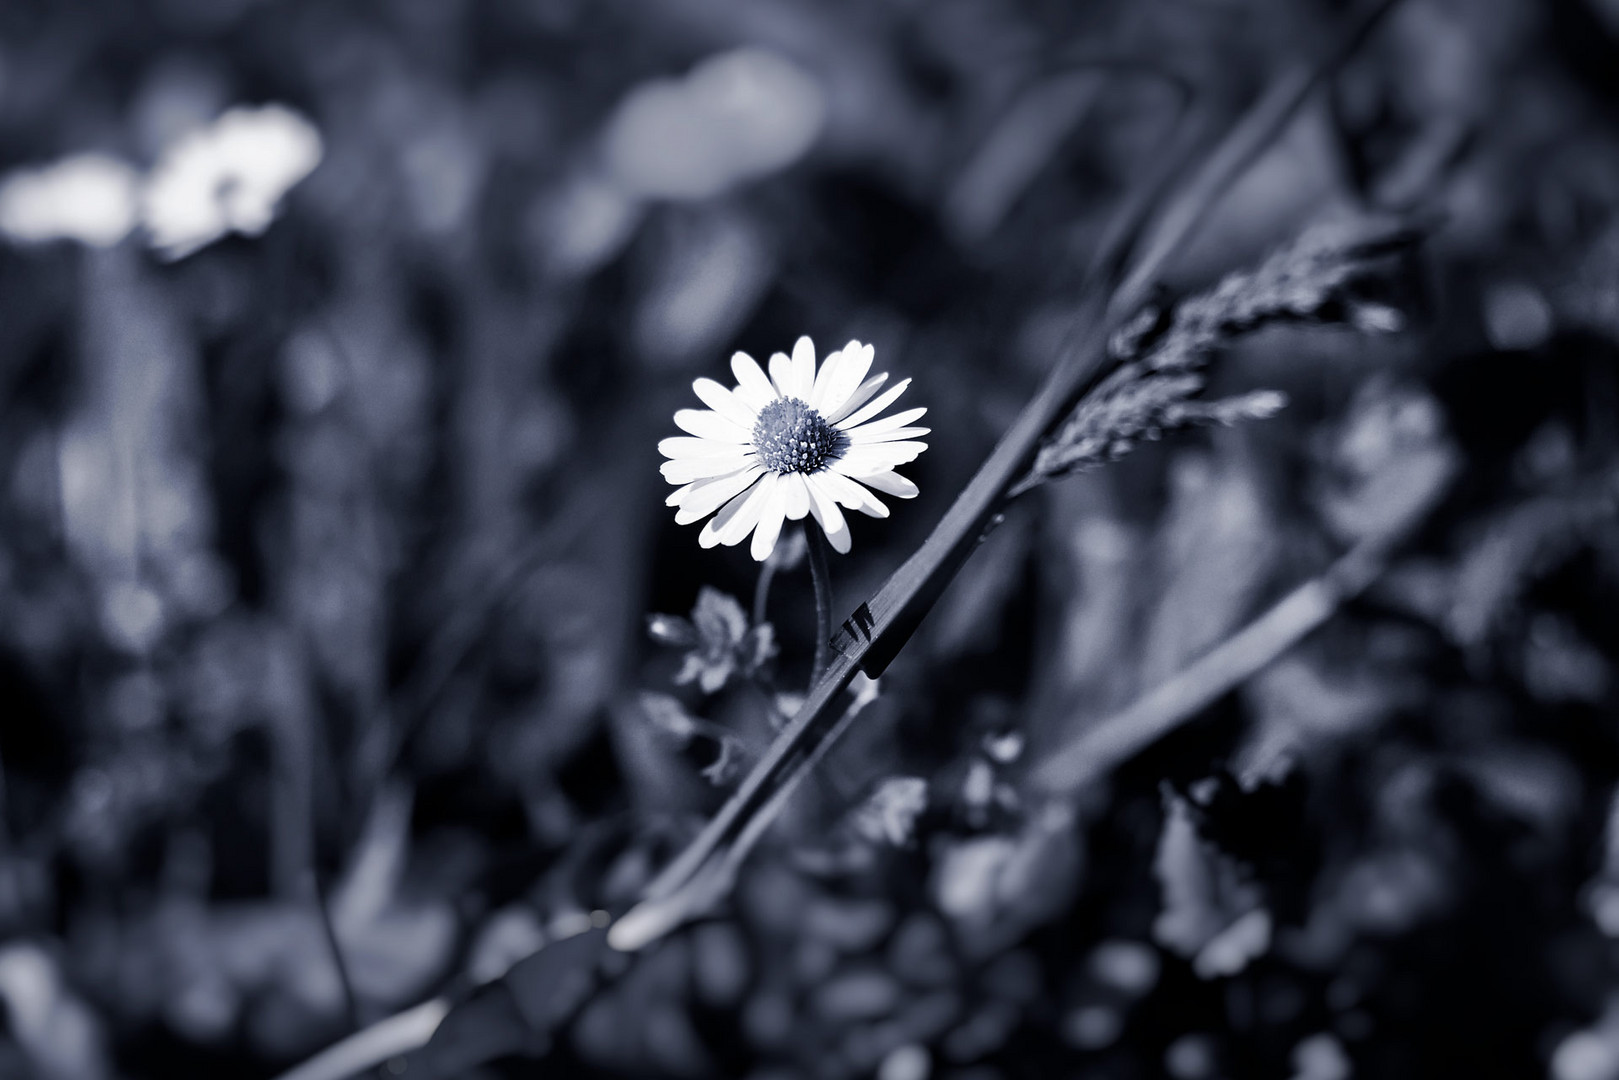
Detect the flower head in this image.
<box><xmin>0</xmin><ymin>153</ymin><xmax>140</xmax><ymax>248</ymax></box>
<box><xmin>660</xmin><ymin>337</ymin><xmax>928</xmax><ymax>560</ymax></box>
<box><xmin>143</xmin><ymin>104</ymin><xmax>323</xmax><ymax>261</ymax></box>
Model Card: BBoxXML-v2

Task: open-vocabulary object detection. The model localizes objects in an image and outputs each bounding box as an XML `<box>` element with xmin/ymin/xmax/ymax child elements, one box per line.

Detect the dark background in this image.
<box><xmin>0</xmin><ymin>0</ymin><xmax>1618</xmax><ymax>1077</ymax></box>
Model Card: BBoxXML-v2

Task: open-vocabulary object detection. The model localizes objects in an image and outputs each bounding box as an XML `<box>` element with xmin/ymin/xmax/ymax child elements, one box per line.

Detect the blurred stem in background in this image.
<box><xmin>752</xmin><ymin>547</ymin><xmax>780</xmax><ymax>628</ymax></box>
<box><xmin>308</xmin><ymin>867</ymin><xmax>362</xmax><ymax>1036</ymax></box>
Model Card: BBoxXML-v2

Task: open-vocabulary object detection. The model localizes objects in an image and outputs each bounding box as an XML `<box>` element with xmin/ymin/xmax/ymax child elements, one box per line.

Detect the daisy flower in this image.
<box><xmin>0</xmin><ymin>153</ymin><xmax>140</xmax><ymax>248</ymax></box>
<box><xmin>661</xmin><ymin>337</ymin><xmax>928</xmax><ymax>560</ymax></box>
<box><xmin>142</xmin><ymin>104</ymin><xmax>323</xmax><ymax>261</ymax></box>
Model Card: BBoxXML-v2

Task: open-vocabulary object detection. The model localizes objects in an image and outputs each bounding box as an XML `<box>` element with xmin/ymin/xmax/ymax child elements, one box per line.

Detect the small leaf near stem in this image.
<box><xmin>805</xmin><ymin>525</ymin><xmax>834</xmax><ymax>684</ymax></box>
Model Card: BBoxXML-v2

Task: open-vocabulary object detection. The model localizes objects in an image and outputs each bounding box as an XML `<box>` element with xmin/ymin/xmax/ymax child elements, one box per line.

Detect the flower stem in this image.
<box><xmin>805</xmin><ymin>525</ymin><xmax>833</xmax><ymax>684</ymax></box>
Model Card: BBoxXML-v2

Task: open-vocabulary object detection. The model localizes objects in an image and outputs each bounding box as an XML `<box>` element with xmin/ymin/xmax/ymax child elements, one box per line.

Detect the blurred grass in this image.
<box><xmin>0</xmin><ymin>1</ymin><xmax>1615</xmax><ymax>1078</ymax></box>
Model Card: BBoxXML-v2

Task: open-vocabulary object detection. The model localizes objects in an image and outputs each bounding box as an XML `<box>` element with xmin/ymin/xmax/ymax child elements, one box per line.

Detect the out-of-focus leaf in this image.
<box><xmin>0</xmin><ymin>943</ymin><xmax>111</xmax><ymax>1080</ymax></box>
<box><xmin>467</xmin><ymin>905</ymin><xmax>548</xmax><ymax>986</ymax></box>
<box><xmin>1316</xmin><ymin>377</ymin><xmax>1456</xmax><ymax>546</ymax></box>
<box><xmin>1289</xmin><ymin>1032</ymin><xmax>1351</xmax><ymax>1080</ymax></box>
<box><xmin>637</xmin><ymin>691</ymin><xmax>750</xmax><ymax>787</ymax></box>
<box><xmin>1438</xmin><ymin>476</ymin><xmax>1619</xmax><ymax>653</ymax></box>
<box><xmin>691</xmin><ymin>922</ymin><xmax>750</xmax><ymax>1008</ymax></box>
<box><xmin>416</xmin><ymin>927</ymin><xmax>610</xmax><ymax>1076</ymax></box>
<box><xmin>1522</xmin><ymin>612</ymin><xmax>1612</xmax><ymax>704</ymax></box>
<box><xmin>1583</xmin><ymin>789</ymin><xmax>1619</xmax><ymax>938</ymax></box>
<box><xmin>633</xmin><ymin>209</ymin><xmax>774</xmax><ymax>368</ymax></box>
<box><xmin>850</xmin><ymin>776</ymin><xmax>929</xmax><ymax>847</ymax></box>
<box><xmin>1458</xmin><ymin>742</ymin><xmax>1581</xmax><ymax>836</ymax></box>
<box><xmin>412</xmin><ymin>983</ymin><xmax>529</xmax><ymax>1077</ymax></box>
<box><xmin>1551</xmin><ymin>996</ymin><xmax>1619</xmax><ymax>1080</ymax></box>
<box><xmin>1234</xmin><ymin>652</ymin><xmax>1406</xmax><ymax>784</ymax></box>
<box><xmin>1152</xmin><ymin>790</ymin><xmax>1271</xmax><ymax>979</ymax></box>
<box><xmin>1139</xmin><ymin>451</ymin><xmax>1278</xmax><ymax>687</ymax></box>
<box><xmin>1089</xmin><ymin>939</ymin><xmax>1161</xmax><ymax>998</ymax></box>
<box><xmin>603</xmin><ymin>48</ymin><xmax>825</xmax><ymax>201</ymax></box>
<box><xmin>932</xmin><ymin>802</ymin><xmax>1083</xmax><ymax>957</ymax></box>
<box><xmin>639</xmin><ymin>691</ymin><xmax>702</xmax><ymax>742</ymax></box>
<box><xmin>700</xmin><ymin>736</ymin><xmax>743</xmax><ymax>786</ymax></box>
<box><xmin>329</xmin><ymin>785</ymin><xmax>457</xmax><ymax>1005</ymax></box>
<box><xmin>927</xmin><ymin>505</ymin><xmax>1033</xmax><ymax>658</ymax></box>
<box><xmin>504</xmin><ymin>927</ymin><xmax>610</xmax><ymax>1034</ymax></box>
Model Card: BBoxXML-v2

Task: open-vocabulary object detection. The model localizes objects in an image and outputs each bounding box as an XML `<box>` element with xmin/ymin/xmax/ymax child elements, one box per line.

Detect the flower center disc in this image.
<box><xmin>753</xmin><ymin>397</ymin><xmax>842</xmax><ymax>474</ymax></box>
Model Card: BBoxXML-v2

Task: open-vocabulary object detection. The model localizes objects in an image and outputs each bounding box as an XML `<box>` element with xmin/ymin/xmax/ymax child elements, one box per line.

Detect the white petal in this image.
<box><xmin>845</xmin><ymin>406</ymin><xmax>925</xmax><ymax>437</ymax></box>
<box><xmin>824</xmin><ymin>373</ymin><xmax>888</xmax><ymax>424</ymax></box>
<box><xmin>750</xmin><ymin>481</ymin><xmax>788</xmax><ymax>561</ymax></box>
<box><xmin>659</xmin><ymin>436</ymin><xmax>747</xmax><ymax>459</ymax></box>
<box><xmin>768</xmin><ymin>351</ymin><xmax>795</xmax><ymax>399</ymax></box>
<box><xmin>782</xmin><ymin>472</ymin><xmax>811</xmax><ymax>520</ymax></box>
<box><xmin>848</xmin><ymin>425</ymin><xmax>930</xmax><ymax>444</ymax></box>
<box><xmin>674</xmin><ymin>408</ymin><xmax>751</xmax><ymax>442</ymax></box>
<box><xmin>808</xmin><ymin>346</ymin><xmax>844</xmax><ymax>412</ymax></box>
<box><xmin>862</xmin><ymin>439</ymin><xmax>928</xmax><ymax>458</ymax></box>
<box><xmin>858</xmin><ymin>470</ymin><xmax>919</xmax><ymax>499</ymax></box>
<box><xmin>814</xmin><ymin>341</ymin><xmax>874</xmax><ymax>416</ymax></box>
<box><xmin>835</xmin><ymin>378</ymin><xmax>911</xmax><ymax>430</ymax></box>
<box><xmin>816</xmin><ymin>469</ymin><xmax>889</xmax><ymax>519</ymax></box>
<box><xmin>789</xmin><ymin>336</ymin><xmax>816</xmax><ymax>400</ymax></box>
<box><xmin>662</xmin><ymin>454</ymin><xmax>753</xmax><ymax>483</ymax></box>
<box><xmin>700</xmin><ymin>479</ymin><xmax>763</xmax><ymax>548</ymax></box>
<box><xmin>715</xmin><ymin>471</ymin><xmax>777</xmax><ymax>546</ymax></box>
<box><xmin>692</xmin><ymin>378</ymin><xmax>759</xmax><ymax>428</ymax></box>
<box><xmin>666</xmin><ymin>481</ymin><xmax>697</xmax><ymax>507</ymax></box>
<box><xmin>832</xmin><ymin>442</ymin><xmax>927</xmax><ymax>476</ymax></box>
<box><xmin>674</xmin><ymin>467</ymin><xmax>763</xmax><ymax>524</ymax></box>
<box><xmin>730</xmin><ymin>352</ymin><xmax>778</xmax><ymax>411</ymax></box>
<box><xmin>804</xmin><ymin>473</ymin><xmax>851</xmax><ymax>554</ymax></box>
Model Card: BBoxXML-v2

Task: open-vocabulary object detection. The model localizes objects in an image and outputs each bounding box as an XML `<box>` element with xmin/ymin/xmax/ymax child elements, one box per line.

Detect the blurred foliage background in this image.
<box><xmin>1</xmin><ymin>0</ymin><xmax>1619</xmax><ymax>1077</ymax></box>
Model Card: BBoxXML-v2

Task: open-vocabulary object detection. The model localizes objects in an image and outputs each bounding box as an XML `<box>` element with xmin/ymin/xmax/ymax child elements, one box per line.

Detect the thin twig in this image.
<box><xmin>307</xmin><ymin>868</ymin><xmax>363</xmax><ymax>1037</ymax></box>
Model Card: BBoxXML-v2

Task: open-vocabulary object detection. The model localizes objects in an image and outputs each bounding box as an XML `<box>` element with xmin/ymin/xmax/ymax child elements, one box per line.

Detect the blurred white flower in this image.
<box><xmin>604</xmin><ymin>47</ymin><xmax>824</xmax><ymax>201</ymax></box>
<box><xmin>142</xmin><ymin>103</ymin><xmax>322</xmax><ymax>260</ymax></box>
<box><xmin>0</xmin><ymin>153</ymin><xmax>140</xmax><ymax>247</ymax></box>
<box><xmin>660</xmin><ymin>337</ymin><xmax>927</xmax><ymax>560</ymax></box>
